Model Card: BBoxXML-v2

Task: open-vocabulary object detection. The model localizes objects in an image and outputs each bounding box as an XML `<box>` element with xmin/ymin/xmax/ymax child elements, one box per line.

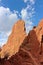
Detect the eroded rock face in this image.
<box><xmin>34</xmin><ymin>19</ymin><xmax>43</xmax><ymax>55</ymax></box>
<box><xmin>34</xmin><ymin>19</ymin><xmax>43</xmax><ymax>43</ymax></box>
<box><xmin>0</xmin><ymin>31</ymin><xmax>42</xmax><ymax>65</ymax></box>
<box><xmin>20</xmin><ymin>30</ymin><xmax>40</xmax><ymax>58</ymax></box>
<box><xmin>0</xmin><ymin>20</ymin><xmax>26</xmax><ymax>59</ymax></box>
<box><xmin>0</xmin><ymin>19</ymin><xmax>43</xmax><ymax>65</ymax></box>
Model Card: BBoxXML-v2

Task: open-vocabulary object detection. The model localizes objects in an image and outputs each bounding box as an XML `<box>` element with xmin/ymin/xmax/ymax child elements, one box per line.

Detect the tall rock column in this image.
<box><xmin>0</xmin><ymin>20</ymin><xmax>26</xmax><ymax>59</ymax></box>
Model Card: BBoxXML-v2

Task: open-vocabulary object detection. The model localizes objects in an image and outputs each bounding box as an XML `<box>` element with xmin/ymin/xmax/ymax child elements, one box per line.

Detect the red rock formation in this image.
<box><xmin>34</xmin><ymin>19</ymin><xmax>43</xmax><ymax>42</ymax></box>
<box><xmin>0</xmin><ymin>19</ymin><xmax>43</xmax><ymax>65</ymax></box>
<box><xmin>34</xmin><ymin>19</ymin><xmax>43</xmax><ymax>62</ymax></box>
<box><xmin>0</xmin><ymin>20</ymin><xmax>26</xmax><ymax>59</ymax></box>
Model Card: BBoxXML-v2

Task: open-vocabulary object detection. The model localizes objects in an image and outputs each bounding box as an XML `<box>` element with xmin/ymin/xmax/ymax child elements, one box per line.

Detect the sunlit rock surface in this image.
<box><xmin>0</xmin><ymin>20</ymin><xmax>26</xmax><ymax>58</ymax></box>
<box><xmin>0</xmin><ymin>19</ymin><xmax>43</xmax><ymax>65</ymax></box>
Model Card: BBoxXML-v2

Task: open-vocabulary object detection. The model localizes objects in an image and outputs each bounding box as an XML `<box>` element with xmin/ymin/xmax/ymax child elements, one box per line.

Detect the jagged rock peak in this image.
<box><xmin>34</xmin><ymin>19</ymin><xmax>43</xmax><ymax>42</ymax></box>
<box><xmin>38</xmin><ymin>19</ymin><xmax>43</xmax><ymax>27</ymax></box>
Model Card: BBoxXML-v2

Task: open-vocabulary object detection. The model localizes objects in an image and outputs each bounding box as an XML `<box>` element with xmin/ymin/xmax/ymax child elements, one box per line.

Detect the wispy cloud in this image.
<box><xmin>30</xmin><ymin>0</ymin><xmax>35</xmax><ymax>4</ymax></box>
<box><xmin>0</xmin><ymin>0</ymin><xmax>35</xmax><ymax>46</ymax></box>
<box><xmin>0</xmin><ymin>0</ymin><xmax>35</xmax><ymax>33</ymax></box>
<box><xmin>24</xmin><ymin>0</ymin><xmax>35</xmax><ymax>4</ymax></box>
<box><xmin>0</xmin><ymin>6</ymin><xmax>19</xmax><ymax>46</ymax></box>
<box><xmin>24</xmin><ymin>0</ymin><xmax>28</xmax><ymax>3</ymax></box>
<box><xmin>21</xmin><ymin>0</ymin><xmax>35</xmax><ymax>32</ymax></box>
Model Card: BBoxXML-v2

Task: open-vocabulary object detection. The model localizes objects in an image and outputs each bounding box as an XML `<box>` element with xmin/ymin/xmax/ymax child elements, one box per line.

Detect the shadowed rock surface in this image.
<box><xmin>0</xmin><ymin>19</ymin><xmax>43</xmax><ymax>65</ymax></box>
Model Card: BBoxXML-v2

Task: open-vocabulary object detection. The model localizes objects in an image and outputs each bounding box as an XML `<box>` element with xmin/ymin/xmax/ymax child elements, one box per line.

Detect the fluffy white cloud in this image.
<box><xmin>0</xmin><ymin>0</ymin><xmax>35</xmax><ymax>46</ymax></box>
<box><xmin>0</xmin><ymin>31</ymin><xmax>12</xmax><ymax>46</ymax></box>
<box><xmin>0</xmin><ymin>38</ymin><xmax>7</xmax><ymax>47</ymax></box>
<box><xmin>0</xmin><ymin>6</ymin><xmax>19</xmax><ymax>46</ymax></box>
<box><xmin>0</xmin><ymin>6</ymin><xmax>18</xmax><ymax>32</ymax></box>
<box><xmin>0</xmin><ymin>32</ymin><xmax>8</xmax><ymax>46</ymax></box>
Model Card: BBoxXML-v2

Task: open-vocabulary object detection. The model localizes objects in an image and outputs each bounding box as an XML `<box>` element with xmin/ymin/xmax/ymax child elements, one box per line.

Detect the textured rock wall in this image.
<box><xmin>0</xmin><ymin>20</ymin><xmax>26</xmax><ymax>59</ymax></box>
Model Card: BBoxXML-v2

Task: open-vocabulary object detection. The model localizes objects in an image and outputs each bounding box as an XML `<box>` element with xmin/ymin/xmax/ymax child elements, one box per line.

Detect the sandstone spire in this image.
<box><xmin>34</xmin><ymin>19</ymin><xmax>43</xmax><ymax>55</ymax></box>
<box><xmin>0</xmin><ymin>19</ymin><xmax>43</xmax><ymax>65</ymax></box>
<box><xmin>34</xmin><ymin>19</ymin><xmax>43</xmax><ymax>42</ymax></box>
<box><xmin>0</xmin><ymin>20</ymin><xmax>26</xmax><ymax>59</ymax></box>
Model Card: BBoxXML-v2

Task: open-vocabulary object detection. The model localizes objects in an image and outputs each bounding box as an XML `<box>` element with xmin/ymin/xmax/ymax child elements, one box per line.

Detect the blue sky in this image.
<box><xmin>0</xmin><ymin>0</ymin><xmax>43</xmax><ymax>47</ymax></box>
